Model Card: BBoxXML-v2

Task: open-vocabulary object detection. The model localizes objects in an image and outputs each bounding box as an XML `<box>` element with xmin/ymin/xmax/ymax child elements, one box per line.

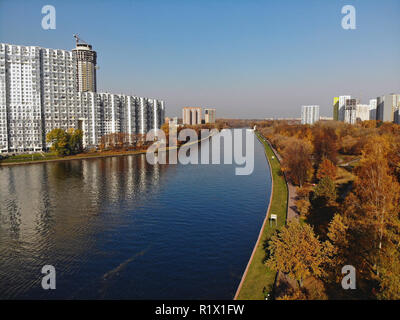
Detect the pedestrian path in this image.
<box><xmin>258</xmin><ymin>134</ymin><xmax>300</xmax><ymax>297</ymax></box>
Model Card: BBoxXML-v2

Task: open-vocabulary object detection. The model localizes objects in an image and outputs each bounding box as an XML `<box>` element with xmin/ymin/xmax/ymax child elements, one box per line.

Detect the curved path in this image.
<box><xmin>258</xmin><ymin>134</ymin><xmax>299</xmax><ymax>222</ymax></box>
<box><xmin>234</xmin><ymin>132</ymin><xmax>298</xmax><ymax>300</ymax></box>
<box><xmin>260</xmin><ymin>136</ymin><xmax>300</xmax><ymax>296</ymax></box>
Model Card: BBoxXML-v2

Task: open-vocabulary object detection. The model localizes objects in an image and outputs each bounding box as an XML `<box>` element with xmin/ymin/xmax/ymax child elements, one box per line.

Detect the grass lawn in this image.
<box><xmin>0</xmin><ymin>149</ymin><xmax>149</xmax><ymax>165</ymax></box>
<box><xmin>0</xmin><ymin>152</ymin><xmax>59</xmax><ymax>163</ymax></box>
<box><xmin>236</xmin><ymin>132</ymin><xmax>288</xmax><ymax>300</ymax></box>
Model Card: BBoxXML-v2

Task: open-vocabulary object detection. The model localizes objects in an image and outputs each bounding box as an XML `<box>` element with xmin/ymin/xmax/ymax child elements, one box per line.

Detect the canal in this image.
<box><xmin>0</xmin><ymin>130</ymin><xmax>271</xmax><ymax>299</ymax></box>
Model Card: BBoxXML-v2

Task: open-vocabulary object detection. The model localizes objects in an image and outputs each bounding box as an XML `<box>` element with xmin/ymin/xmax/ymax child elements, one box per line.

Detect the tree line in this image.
<box><xmin>257</xmin><ymin>120</ymin><xmax>400</xmax><ymax>300</ymax></box>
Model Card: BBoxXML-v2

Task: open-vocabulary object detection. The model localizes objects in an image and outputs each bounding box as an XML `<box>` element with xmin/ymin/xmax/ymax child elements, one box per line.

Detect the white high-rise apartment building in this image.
<box><xmin>355</xmin><ymin>105</ymin><xmax>370</xmax><ymax>122</ymax></box>
<box><xmin>344</xmin><ymin>99</ymin><xmax>357</xmax><ymax>124</ymax></box>
<box><xmin>204</xmin><ymin>108</ymin><xmax>216</xmax><ymax>124</ymax></box>
<box><xmin>301</xmin><ymin>105</ymin><xmax>320</xmax><ymax>125</ymax></box>
<box><xmin>182</xmin><ymin>107</ymin><xmax>202</xmax><ymax>125</ymax></box>
<box><xmin>369</xmin><ymin>99</ymin><xmax>377</xmax><ymax>121</ymax></box>
<box><xmin>338</xmin><ymin>95</ymin><xmax>351</xmax><ymax>121</ymax></box>
<box><xmin>0</xmin><ymin>42</ymin><xmax>165</xmax><ymax>153</ymax></box>
<box><xmin>345</xmin><ymin>103</ymin><xmax>370</xmax><ymax>124</ymax></box>
<box><xmin>377</xmin><ymin>94</ymin><xmax>400</xmax><ymax>123</ymax></box>
<box><xmin>0</xmin><ymin>44</ymin><xmax>44</xmax><ymax>153</ymax></box>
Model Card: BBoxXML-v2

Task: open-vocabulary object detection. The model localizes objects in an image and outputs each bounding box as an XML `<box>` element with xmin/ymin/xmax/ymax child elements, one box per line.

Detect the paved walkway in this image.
<box><xmin>259</xmin><ymin>135</ymin><xmax>300</xmax><ymax>297</ymax></box>
<box><xmin>259</xmin><ymin>135</ymin><xmax>299</xmax><ymax>223</ymax></box>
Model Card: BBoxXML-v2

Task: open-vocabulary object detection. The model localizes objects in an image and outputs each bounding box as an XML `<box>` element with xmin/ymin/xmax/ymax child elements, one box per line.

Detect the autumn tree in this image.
<box><xmin>296</xmin><ymin>199</ymin><xmax>311</xmax><ymax>217</ymax></box>
<box><xmin>326</xmin><ymin>214</ymin><xmax>350</xmax><ymax>283</ymax></box>
<box><xmin>266</xmin><ymin>221</ymin><xmax>331</xmax><ymax>287</ymax></box>
<box><xmin>312</xmin><ymin>126</ymin><xmax>339</xmax><ymax>164</ymax></box>
<box><xmin>342</xmin><ymin>135</ymin><xmax>400</xmax><ymax>298</ymax></box>
<box><xmin>340</xmin><ymin>135</ymin><xmax>363</xmax><ymax>155</ymax></box>
<box><xmin>281</xmin><ymin>139</ymin><xmax>313</xmax><ymax>187</ymax></box>
<box><xmin>317</xmin><ymin>158</ymin><xmax>337</xmax><ymax>181</ymax></box>
<box><xmin>277</xmin><ymin>288</ymin><xmax>308</xmax><ymax>300</ymax></box>
<box><xmin>297</xmin><ymin>186</ymin><xmax>312</xmax><ymax>200</ymax></box>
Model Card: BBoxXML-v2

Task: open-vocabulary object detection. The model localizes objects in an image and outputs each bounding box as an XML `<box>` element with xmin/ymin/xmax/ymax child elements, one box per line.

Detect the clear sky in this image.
<box><xmin>1</xmin><ymin>0</ymin><xmax>399</xmax><ymax>118</ymax></box>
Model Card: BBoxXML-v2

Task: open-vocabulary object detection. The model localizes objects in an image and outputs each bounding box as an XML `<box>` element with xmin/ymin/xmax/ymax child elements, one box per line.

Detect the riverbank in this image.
<box><xmin>235</xmin><ymin>132</ymin><xmax>288</xmax><ymax>300</ymax></box>
<box><xmin>0</xmin><ymin>130</ymin><xmax>218</xmax><ymax>167</ymax></box>
<box><xmin>0</xmin><ymin>149</ymin><xmax>150</xmax><ymax>167</ymax></box>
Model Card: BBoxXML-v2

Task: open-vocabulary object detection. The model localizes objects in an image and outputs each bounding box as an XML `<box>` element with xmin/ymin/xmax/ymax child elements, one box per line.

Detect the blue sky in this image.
<box><xmin>1</xmin><ymin>0</ymin><xmax>399</xmax><ymax>118</ymax></box>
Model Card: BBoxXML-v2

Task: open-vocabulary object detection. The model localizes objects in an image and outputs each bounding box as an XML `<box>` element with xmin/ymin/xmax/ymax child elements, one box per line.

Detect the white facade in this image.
<box><xmin>301</xmin><ymin>105</ymin><xmax>320</xmax><ymax>125</ymax></box>
<box><xmin>204</xmin><ymin>108</ymin><xmax>216</xmax><ymax>124</ymax></box>
<box><xmin>0</xmin><ymin>42</ymin><xmax>165</xmax><ymax>153</ymax></box>
<box><xmin>377</xmin><ymin>94</ymin><xmax>400</xmax><ymax>123</ymax></box>
<box><xmin>182</xmin><ymin>107</ymin><xmax>202</xmax><ymax>125</ymax></box>
<box><xmin>338</xmin><ymin>95</ymin><xmax>351</xmax><ymax>121</ymax></box>
<box><xmin>356</xmin><ymin>104</ymin><xmax>370</xmax><ymax>122</ymax></box>
<box><xmin>345</xmin><ymin>104</ymin><xmax>370</xmax><ymax>124</ymax></box>
<box><xmin>369</xmin><ymin>99</ymin><xmax>377</xmax><ymax>121</ymax></box>
<box><xmin>0</xmin><ymin>44</ymin><xmax>44</xmax><ymax>153</ymax></box>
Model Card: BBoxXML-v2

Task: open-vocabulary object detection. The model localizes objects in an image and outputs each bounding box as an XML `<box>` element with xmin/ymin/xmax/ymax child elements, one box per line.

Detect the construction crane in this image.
<box><xmin>73</xmin><ymin>34</ymin><xmax>87</xmax><ymax>45</ymax></box>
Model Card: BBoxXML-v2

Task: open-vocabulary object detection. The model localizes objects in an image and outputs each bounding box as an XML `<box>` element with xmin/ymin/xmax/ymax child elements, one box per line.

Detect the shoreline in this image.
<box><xmin>233</xmin><ymin>132</ymin><xmax>275</xmax><ymax>299</ymax></box>
<box><xmin>0</xmin><ymin>132</ymin><xmax>216</xmax><ymax>167</ymax></box>
<box><xmin>234</xmin><ymin>131</ymin><xmax>289</xmax><ymax>300</ymax></box>
<box><xmin>0</xmin><ymin>149</ymin><xmax>149</xmax><ymax>167</ymax></box>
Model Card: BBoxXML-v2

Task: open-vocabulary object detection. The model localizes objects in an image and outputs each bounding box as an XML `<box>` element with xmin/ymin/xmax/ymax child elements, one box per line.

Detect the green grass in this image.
<box><xmin>236</xmin><ymin>132</ymin><xmax>288</xmax><ymax>300</ymax></box>
<box><xmin>0</xmin><ymin>149</ymin><xmax>150</xmax><ymax>165</ymax></box>
<box><xmin>0</xmin><ymin>152</ymin><xmax>59</xmax><ymax>163</ymax></box>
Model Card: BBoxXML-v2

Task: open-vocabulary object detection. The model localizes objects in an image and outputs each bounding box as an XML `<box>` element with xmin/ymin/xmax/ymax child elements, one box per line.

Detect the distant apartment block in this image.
<box><xmin>345</xmin><ymin>103</ymin><xmax>370</xmax><ymax>124</ymax></box>
<box><xmin>333</xmin><ymin>94</ymin><xmax>400</xmax><ymax>124</ymax></box>
<box><xmin>0</xmin><ymin>42</ymin><xmax>165</xmax><ymax>153</ymax></box>
<box><xmin>356</xmin><ymin>105</ymin><xmax>371</xmax><ymax>122</ymax></box>
<box><xmin>377</xmin><ymin>94</ymin><xmax>400</xmax><ymax>123</ymax></box>
<box><xmin>344</xmin><ymin>99</ymin><xmax>357</xmax><ymax>124</ymax></box>
<box><xmin>338</xmin><ymin>95</ymin><xmax>351</xmax><ymax>121</ymax></box>
<box><xmin>204</xmin><ymin>108</ymin><xmax>216</xmax><ymax>124</ymax></box>
<box><xmin>333</xmin><ymin>97</ymin><xmax>339</xmax><ymax>121</ymax></box>
<box><xmin>301</xmin><ymin>105</ymin><xmax>320</xmax><ymax>125</ymax></box>
<box><xmin>182</xmin><ymin>107</ymin><xmax>202</xmax><ymax>125</ymax></box>
<box><xmin>369</xmin><ymin>99</ymin><xmax>377</xmax><ymax>121</ymax></box>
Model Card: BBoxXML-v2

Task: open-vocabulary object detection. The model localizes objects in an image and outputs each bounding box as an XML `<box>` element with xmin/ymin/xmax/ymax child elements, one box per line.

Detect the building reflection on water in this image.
<box><xmin>0</xmin><ymin>154</ymin><xmax>169</xmax><ymax>298</ymax></box>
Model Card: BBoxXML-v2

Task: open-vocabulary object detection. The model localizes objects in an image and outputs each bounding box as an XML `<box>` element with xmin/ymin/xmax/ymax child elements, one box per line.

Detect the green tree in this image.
<box><xmin>68</xmin><ymin>128</ymin><xmax>83</xmax><ymax>154</ymax></box>
<box><xmin>46</xmin><ymin>128</ymin><xmax>70</xmax><ymax>156</ymax></box>
<box><xmin>313</xmin><ymin>176</ymin><xmax>337</xmax><ymax>205</ymax></box>
<box><xmin>46</xmin><ymin>128</ymin><xmax>83</xmax><ymax>156</ymax></box>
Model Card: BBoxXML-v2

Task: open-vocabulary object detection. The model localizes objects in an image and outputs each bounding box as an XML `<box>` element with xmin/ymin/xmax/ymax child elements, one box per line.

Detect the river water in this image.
<box><xmin>0</xmin><ymin>130</ymin><xmax>271</xmax><ymax>299</ymax></box>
